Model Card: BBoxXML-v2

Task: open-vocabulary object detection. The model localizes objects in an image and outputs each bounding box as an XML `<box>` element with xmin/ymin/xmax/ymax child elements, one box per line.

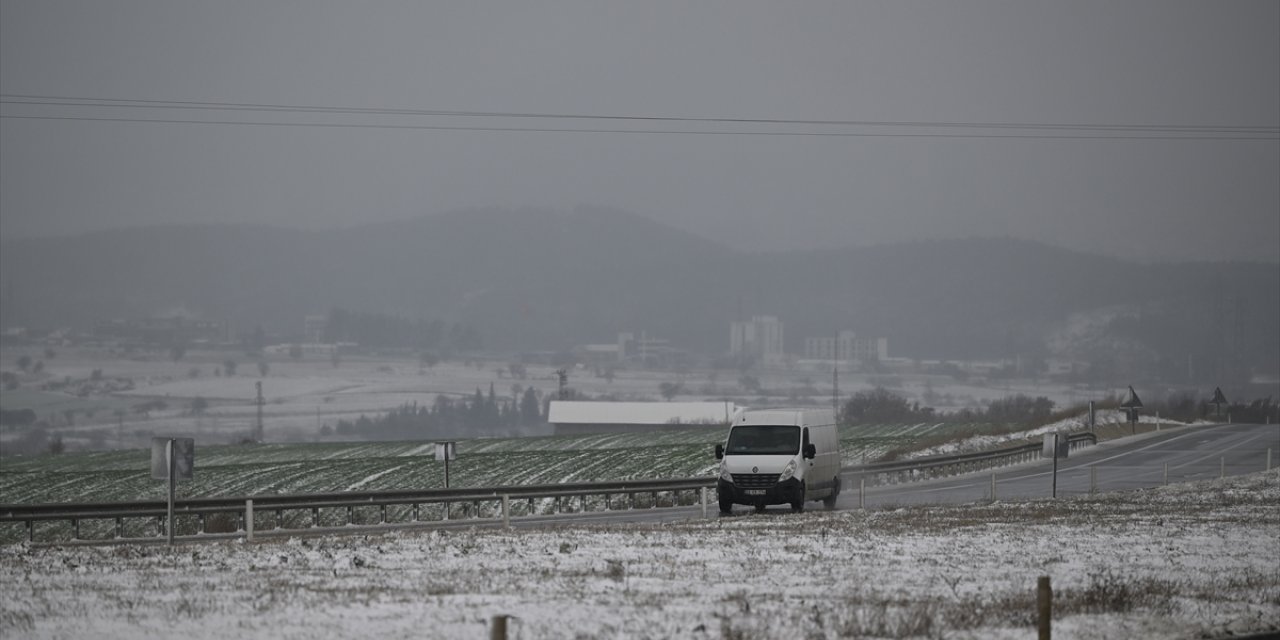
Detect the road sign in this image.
<box><xmin>434</xmin><ymin>441</ymin><xmax>456</xmax><ymax>462</ymax></box>
<box><xmin>151</xmin><ymin>437</ymin><xmax>194</xmax><ymax>480</ymax></box>
<box><xmin>1211</xmin><ymin>387</ymin><xmax>1228</xmax><ymax>406</ymax></box>
<box><xmin>1119</xmin><ymin>386</ymin><xmax>1144</xmax><ymax>409</ymax></box>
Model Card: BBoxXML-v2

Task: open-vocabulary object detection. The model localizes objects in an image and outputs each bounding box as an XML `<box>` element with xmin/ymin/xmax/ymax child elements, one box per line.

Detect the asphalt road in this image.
<box><xmin>844</xmin><ymin>421</ymin><xmax>1279</xmax><ymax>510</ymax></box>
<box><xmin>527</xmin><ymin>421</ymin><xmax>1278</xmax><ymax>524</ymax></box>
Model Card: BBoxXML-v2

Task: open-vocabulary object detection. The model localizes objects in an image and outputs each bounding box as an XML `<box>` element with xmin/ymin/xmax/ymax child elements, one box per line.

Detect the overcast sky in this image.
<box><xmin>2</xmin><ymin>1</ymin><xmax>1277</xmax><ymax>262</ymax></box>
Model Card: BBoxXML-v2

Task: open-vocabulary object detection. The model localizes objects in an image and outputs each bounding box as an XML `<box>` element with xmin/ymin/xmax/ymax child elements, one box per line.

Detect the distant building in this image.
<box><xmin>616</xmin><ymin>331</ymin><xmax>690</xmax><ymax>368</ymax></box>
<box><xmin>548</xmin><ymin>401</ymin><xmax>737</xmax><ymax>435</ymax></box>
<box><xmin>730</xmin><ymin>316</ymin><xmax>785</xmax><ymax>367</ymax></box>
<box><xmin>94</xmin><ymin>316</ymin><xmax>228</xmax><ymax>345</ymax></box>
<box><xmin>803</xmin><ymin>330</ymin><xmax>887</xmax><ymax>366</ymax></box>
<box><xmin>303</xmin><ymin>315</ymin><xmax>329</xmax><ymax>343</ymax></box>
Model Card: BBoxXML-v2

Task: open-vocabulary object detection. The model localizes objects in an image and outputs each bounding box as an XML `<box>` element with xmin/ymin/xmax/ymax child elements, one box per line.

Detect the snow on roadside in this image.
<box><xmin>906</xmin><ymin>409</ymin><xmax>1208</xmax><ymax>459</ymax></box>
<box><xmin>1</xmin><ymin>471</ymin><xmax>1276</xmax><ymax>639</ymax></box>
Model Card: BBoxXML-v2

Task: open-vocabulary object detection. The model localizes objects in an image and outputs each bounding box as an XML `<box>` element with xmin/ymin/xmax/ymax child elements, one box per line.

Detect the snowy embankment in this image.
<box><xmin>905</xmin><ymin>409</ymin><xmax>1210</xmax><ymax>459</ymax></box>
<box><xmin>2</xmin><ymin>471</ymin><xmax>1276</xmax><ymax>639</ymax></box>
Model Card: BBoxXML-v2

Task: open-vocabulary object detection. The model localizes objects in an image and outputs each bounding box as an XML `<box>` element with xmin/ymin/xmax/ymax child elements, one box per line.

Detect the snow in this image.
<box><xmin>906</xmin><ymin>409</ymin><xmax>1207</xmax><ymax>459</ymax></box>
<box><xmin>2</xmin><ymin>471</ymin><xmax>1276</xmax><ymax>639</ymax></box>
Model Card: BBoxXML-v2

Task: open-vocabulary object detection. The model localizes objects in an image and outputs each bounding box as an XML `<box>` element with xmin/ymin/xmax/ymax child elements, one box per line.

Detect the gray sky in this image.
<box><xmin>2</xmin><ymin>1</ymin><xmax>1277</xmax><ymax>262</ymax></box>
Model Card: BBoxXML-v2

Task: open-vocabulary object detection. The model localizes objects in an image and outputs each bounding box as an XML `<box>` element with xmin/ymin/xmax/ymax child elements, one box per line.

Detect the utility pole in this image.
<box><xmin>255</xmin><ymin>381</ymin><xmax>264</xmax><ymax>442</ymax></box>
<box><xmin>832</xmin><ymin>331</ymin><xmax>840</xmax><ymax>421</ymax></box>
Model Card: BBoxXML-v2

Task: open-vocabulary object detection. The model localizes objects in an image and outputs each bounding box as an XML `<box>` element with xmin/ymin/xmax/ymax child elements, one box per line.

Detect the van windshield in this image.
<box><xmin>725</xmin><ymin>425</ymin><xmax>800</xmax><ymax>456</ymax></box>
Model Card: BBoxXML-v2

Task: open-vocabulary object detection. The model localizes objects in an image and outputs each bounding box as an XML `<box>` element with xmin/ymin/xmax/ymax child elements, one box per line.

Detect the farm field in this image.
<box><xmin>1</xmin><ymin>470</ymin><xmax>1275</xmax><ymax>639</ymax></box>
<box><xmin>0</xmin><ymin>422</ymin><xmax>996</xmax><ymax>506</ymax></box>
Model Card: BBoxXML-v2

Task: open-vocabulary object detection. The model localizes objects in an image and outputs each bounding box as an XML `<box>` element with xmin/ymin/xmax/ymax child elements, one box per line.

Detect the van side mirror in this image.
<box><xmin>715</xmin><ymin>444</ymin><xmax>725</xmax><ymax>460</ymax></box>
<box><xmin>803</xmin><ymin>443</ymin><xmax>816</xmax><ymax>459</ymax></box>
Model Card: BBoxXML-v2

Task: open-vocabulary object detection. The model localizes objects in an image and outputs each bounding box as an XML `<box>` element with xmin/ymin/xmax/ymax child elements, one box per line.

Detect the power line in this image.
<box><xmin>2</xmin><ymin>93</ymin><xmax>1276</xmax><ymax>140</ymax></box>
<box><xmin>2</xmin><ymin>93</ymin><xmax>1275</xmax><ymax>133</ymax></box>
<box><xmin>3</xmin><ymin>113</ymin><xmax>1275</xmax><ymax>140</ymax></box>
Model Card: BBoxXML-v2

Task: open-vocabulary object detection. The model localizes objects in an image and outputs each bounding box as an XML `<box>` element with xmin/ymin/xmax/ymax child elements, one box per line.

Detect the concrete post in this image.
<box><xmin>700</xmin><ymin>487</ymin><xmax>708</xmax><ymax>518</ymax></box>
<box><xmin>246</xmin><ymin>499</ymin><xmax>254</xmax><ymax>542</ymax></box>
<box><xmin>1090</xmin><ymin>466</ymin><xmax>1097</xmax><ymax>495</ymax></box>
<box><xmin>502</xmin><ymin>494</ymin><xmax>510</xmax><ymax>529</ymax></box>
<box><xmin>859</xmin><ymin>476</ymin><xmax>865</xmax><ymax>509</ymax></box>
<box><xmin>490</xmin><ymin>615</ymin><xmax>509</xmax><ymax>640</ymax></box>
<box><xmin>1038</xmin><ymin>576</ymin><xmax>1052</xmax><ymax>640</ymax></box>
<box><xmin>1221</xmin><ymin>456</ymin><xmax>1225</xmax><ymax>479</ymax></box>
<box><xmin>1163</xmin><ymin>463</ymin><xmax>1168</xmax><ymax>485</ymax></box>
<box><xmin>990</xmin><ymin>473</ymin><xmax>997</xmax><ymax>502</ymax></box>
<box><xmin>1267</xmin><ymin>448</ymin><xmax>1272</xmax><ymax>472</ymax></box>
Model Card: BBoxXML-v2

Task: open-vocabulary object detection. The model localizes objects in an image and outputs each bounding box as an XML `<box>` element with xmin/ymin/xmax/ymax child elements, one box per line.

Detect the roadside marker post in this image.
<box><xmin>1037</xmin><ymin>576</ymin><xmax>1052</xmax><ymax>640</ymax></box>
<box><xmin>246</xmin><ymin>499</ymin><xmax>254</xmax><ymax>542</ymax></box>
<box><xmin>1090</xmin><ymin>466</ymin><xmax>1097</xmax><ymax>495</ymax></box>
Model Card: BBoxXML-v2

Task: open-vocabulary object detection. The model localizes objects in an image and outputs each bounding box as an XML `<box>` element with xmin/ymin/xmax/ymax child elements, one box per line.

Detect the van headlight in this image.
<box><xmin>778</xmin><ymin>459</ymin><xmax>797</xmax><ymax>482</ymax></box>
<box><xmin>720</xmin><ymin>464</ymin><xmax>733</xmax><ymax>482</ymax></box>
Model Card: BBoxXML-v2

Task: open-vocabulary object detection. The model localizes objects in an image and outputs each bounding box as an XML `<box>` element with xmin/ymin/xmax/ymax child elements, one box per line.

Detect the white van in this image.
<box><xmin>714</xmin><ymin>408</ymin><xmax>842</xmax><ymax>514</ymax></box>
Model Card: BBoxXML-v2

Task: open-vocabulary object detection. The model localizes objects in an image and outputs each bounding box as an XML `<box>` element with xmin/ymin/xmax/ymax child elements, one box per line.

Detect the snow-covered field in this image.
<box><xmin>2</xmin><ymin>471</ymin><xmax>1276</xmax><ymax>639</ymax></box>
<box><xmin>2</xmin><ymin>345</ymin><xmax>1114</xmax><ymax>452</ymax></box>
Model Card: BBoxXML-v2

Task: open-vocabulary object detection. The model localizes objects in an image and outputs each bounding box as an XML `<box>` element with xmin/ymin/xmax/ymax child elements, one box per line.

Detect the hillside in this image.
<box><xmin>2</xmin><ymin>207</ymin><xmax>1276</xmax><ymax>376</ymax></box>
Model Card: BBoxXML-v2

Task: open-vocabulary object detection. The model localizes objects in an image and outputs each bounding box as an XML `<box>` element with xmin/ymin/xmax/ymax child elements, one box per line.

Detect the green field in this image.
<box><xmin>0</xmin><ymin>422</ymin><xmax>1008</xmax><ymax>506</ymax></box>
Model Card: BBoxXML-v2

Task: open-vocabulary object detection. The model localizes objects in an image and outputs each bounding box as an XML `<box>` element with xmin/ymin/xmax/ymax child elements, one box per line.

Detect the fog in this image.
<box><xmin>2</xmin><ymin>1</ymin><xmax>1277</xmax><ymax>262</ymax></box>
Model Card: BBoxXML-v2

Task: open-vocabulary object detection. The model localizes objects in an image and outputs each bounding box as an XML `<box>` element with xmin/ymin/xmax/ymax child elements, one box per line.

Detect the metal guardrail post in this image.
<box><xmin>1090</xmin><ymin>466</ymin><xmax>1097</xmax><ymax>495</ymax></box>
<box><xmin>990</xmin><ymin>474</ymin><xmax>996</xmax><ymax>502</ymax></box>
<box><xmin>700</xmin><ymin>487</ymin><xmax>708</xmax><ymax>518</ymax></box>
<box><xmin>246</xmin><ymin>499</ymin><xmax>254</xmax><ymax>542</ymax></box>
<box><xmin>859</xmin><ymin>477</ymin><xmax>865</xmax><ymax>509</ymax></box>
<box><xmin>501</xmin><ymin>495</ymin><xmax>510</xmax><ymax>529</ymax></box>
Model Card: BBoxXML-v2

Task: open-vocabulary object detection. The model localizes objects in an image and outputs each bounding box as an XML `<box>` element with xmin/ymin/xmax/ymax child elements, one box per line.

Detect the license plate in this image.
<box><xmin>744</xmin><ymin>489</ymin><xmax>766</xmax><ymax>496</ymax></box>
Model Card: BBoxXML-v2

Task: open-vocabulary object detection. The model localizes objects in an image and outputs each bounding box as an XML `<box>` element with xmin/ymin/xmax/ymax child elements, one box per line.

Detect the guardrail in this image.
<box><xmin>0</xmin><ymin>431</ymin><xmax>1096</xmax><ymax>545</ymax></box>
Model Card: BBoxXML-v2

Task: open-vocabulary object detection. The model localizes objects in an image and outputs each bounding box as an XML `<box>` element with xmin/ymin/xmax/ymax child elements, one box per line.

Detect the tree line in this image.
<box><xmin>322</xmin><ymin>308</ymin><xmax>481</xmax><ymax>352</ymax></box>
<box><xmin>330</xmin><ymin>384</ymin><xmax>542</xmax><ymax>440</ymax></box>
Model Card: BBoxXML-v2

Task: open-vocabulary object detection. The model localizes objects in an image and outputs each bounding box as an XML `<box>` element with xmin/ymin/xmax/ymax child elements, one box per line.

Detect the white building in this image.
<box><xmin>730</xmin><ymin>315</ymin><xmax>785</xmax><ymax>367</ymax></box>
<box><xmin>803</xmin><ymin>330</ymin><xmax>888</xmax><ymax>365</ymax></box>
<box><xmin>548</xmin><ymin>401</ymin><xmax>737</xmax><ymax>435</ymax></box>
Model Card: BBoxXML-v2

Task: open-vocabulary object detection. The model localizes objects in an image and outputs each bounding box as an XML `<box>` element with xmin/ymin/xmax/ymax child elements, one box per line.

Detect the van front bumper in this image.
<box><xmin>718</xmin><ymin>477</ymin><xmax>804</xmax><ymax>506</ymax></box>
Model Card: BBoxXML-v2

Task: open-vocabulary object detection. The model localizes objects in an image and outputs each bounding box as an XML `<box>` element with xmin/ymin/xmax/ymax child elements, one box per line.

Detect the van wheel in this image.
<box><xmin>754</xmin><ymin>503</ymin><xmax>766</xmax><ymax>514</ymax></box>
<box><xmin>823</xmin><ymin>477</ymin><xmax>841</xmax><ymax>510</ymax></box>
<box><xmin>791</xmin><ymin>482</ymin><xmax>805</xmax><ymax>512</ymax></box>
<box><xmin>719</xmin><ymin>498</ymin><xmax>733</xmax><ymax>515</ymax></box>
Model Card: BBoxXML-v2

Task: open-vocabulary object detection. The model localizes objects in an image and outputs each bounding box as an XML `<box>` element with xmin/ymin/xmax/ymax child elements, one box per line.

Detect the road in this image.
<box><xmin>843</xmin><ymin>421</ymin><xmax>1278</xmax><ymax>510</ymax></box>
<box><xmin>506</xmin><ymin>421</ymin><xmax>1278</xmax><ymax>526</ymax></box>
